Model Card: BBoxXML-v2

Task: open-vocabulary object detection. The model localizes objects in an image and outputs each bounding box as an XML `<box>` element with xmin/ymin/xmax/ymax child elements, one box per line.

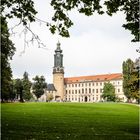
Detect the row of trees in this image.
<box><xmin>1</xmin><ymin>72</ymin><xmax>47</xmax><ymax>102</ymax></box>
<box><xmin>2</xmin><ymin>58</ymin><xmax>139</xmax><ymax>103</ymax></box>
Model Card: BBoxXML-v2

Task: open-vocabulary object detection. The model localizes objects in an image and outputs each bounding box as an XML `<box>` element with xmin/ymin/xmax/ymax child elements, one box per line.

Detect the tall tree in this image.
<box><xmin>15</xmin><ymin>79</ymin><xmax>24</xmax><ymax>102</ymax></box>
<box><xmin>102</xmin><ymin>83</ymin><xmax>116</xmax><ymax>102</ymax></box>
<box><xmin>1</xmin><ymin>16</ymin><xmax>16</xmax><ymax>102</ymax></box>
<box><xmin>22</xmin><ymin>72</ymin><xmax>32</xmax><ymax>101</ymax></box>
<box><xmin>123</xmin><ymin>58</ymin><xmax>140</xmax><ymax>103</ymax></box>
<box><xmin>1</xmin><ymin>0</ymin><xmax>139</xmax><ymax>41</ymax></box>
<box><xmin>122</xmin><ymin>59</ymin><xmax>134</xmax><ymax>102</ymax></box>
<box><xmin>32</xmin><ymin>76</ymin><xmax>47</xmax><ymax>100</ymax></box>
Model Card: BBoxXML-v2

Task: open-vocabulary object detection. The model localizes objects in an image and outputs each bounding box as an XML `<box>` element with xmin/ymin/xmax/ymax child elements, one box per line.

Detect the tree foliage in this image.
<box><xmin>1</xmin><ymin>0</ymin><xmax>37</xmax><ymax>26</ymax></box>
<box><xmin>46</xmin><ymin>93</ymin><xmax>54</xmax><ymax>102</ymax></box>
<box><xmin>102</xmin><ymin>82</ymin><xmax>116</xmax><ymax>102</ymax></box>
<box><xmin>22</xmin><ymin>72</ymin><xmax>32</xmax><ymax>101</ymax></box>
<box><xmin>32</xmin><ymin>76</ymin><xmax>47</xmax><ymax>100</ymax></box>
<box><xmin>14</xmin><ymin>78</ymin><xmax>24</xmax><ymax>102</ymax></box>
<box><xmin>1</xmin><ymin>0</ymin><xmax>139</xmax><ymax>41</ymax></box>
<box><xmin>122</xmin><ymin>59</ymin><xmax>134</xmax><ymax>100</ymax></box>
<box><xmin>123</xmin><ymin>58</ymin><xmax>140</xmax><ymax>102</ymax></box>
<box><xmin>1</xmin><ymin>16</ymin><xmax>16</xmax><ymax>102</ymax></box>
<box><xmin>104</xmin><ymin>0</ymin><xmax>139</xmax><ymax>42</ymax></box>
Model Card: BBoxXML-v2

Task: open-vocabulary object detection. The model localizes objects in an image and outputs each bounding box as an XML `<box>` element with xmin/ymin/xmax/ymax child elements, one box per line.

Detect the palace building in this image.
<box><xmin>39</xmin><ymin>42</ymin><xmax>127</xmax><ymax>102</ymax></box>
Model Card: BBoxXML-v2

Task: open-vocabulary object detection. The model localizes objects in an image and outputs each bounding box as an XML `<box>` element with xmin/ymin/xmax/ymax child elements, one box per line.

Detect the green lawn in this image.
<box><xmin>1</xmin><ymin>103</ymin><xmax>139</xmax><ymax>140</ymax></box>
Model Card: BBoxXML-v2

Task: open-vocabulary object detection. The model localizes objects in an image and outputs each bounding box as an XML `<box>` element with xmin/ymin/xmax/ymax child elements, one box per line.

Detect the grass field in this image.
<box><xmin>1</xmin><ymin>103</ymin><xmax>139</xmax><ymax>140</ymax></box>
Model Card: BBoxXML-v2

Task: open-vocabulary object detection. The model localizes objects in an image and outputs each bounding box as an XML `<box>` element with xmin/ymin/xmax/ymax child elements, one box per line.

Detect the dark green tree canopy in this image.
<box><xmin>122</xmin><ymin>59</ymin><xmax>134</xmax><ymax>100</ymax></box>
<box><xmin>122</xmin><ymin>58</ymin><xmax>139</xmax><ymax>102</ymax></box>
<box><xmin>1</xmin><ymin>0</ymin><xmax>139</xmax><ymax>41</ymax></box>
<box><xmin>1</xmin><ymin>16</ymin><xmax>16</xmax><ymax>102</ymax></box>
<box><xmin>14</xmin><ymin>78</ymin><xmax>24</xmax><ymax>102</ymax></box>
<box><xmin>22</xmin><ymin>72</ymin><xmax>32</xmax><ymax>101</ymax></box>
<box><xmin>32</xmin><ymin>75</ymin><xmax>47</xmax><ymax>99</ymax></box>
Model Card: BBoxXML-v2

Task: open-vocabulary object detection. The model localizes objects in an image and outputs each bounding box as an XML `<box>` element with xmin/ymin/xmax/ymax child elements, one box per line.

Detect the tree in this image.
<box><xmin>22</xmin><ymin>72</ymin><xmax>32</xmax><ymax>101</ymax></box>
<box><xmin>46</xmin><ymin>93</ymin><xmax>54</xmax><ymax>102</ymax></box>
<box><xmin>102</xmin><ymin>83</ymin><xmax>116</xmax><ymax>102</ymax></box>
<box><xmin>32</xmin><ymin>76</ymin><xmax>47</xmax><ymax>100</ymax></box>
<box><xmin>1</xmin><ymin>16</ymin><xmax>16</xmax><ymax>102</ymax></box>
<box><xmin>123</xmin><ymin>58</ymin><xmax>140</xmax><ymax>102</ymax></box>
<box><xmin>122</xmin><ymin>59</ymin><xmax>134</xmax><ymax>102</ymax></box>
<box><xmin>132</xmin><ymin>58</ymin><xmax>140</xmax><ymax>102</ymax></box>
<box><xmin>15</xmin><ymin>79</ymin><xmax>24</xmax><ymax>102</ymax></box>
<box><xmin>1</xmin><ymin>0</ymin><xmax>139</xmax><ymax>41</ymax></box>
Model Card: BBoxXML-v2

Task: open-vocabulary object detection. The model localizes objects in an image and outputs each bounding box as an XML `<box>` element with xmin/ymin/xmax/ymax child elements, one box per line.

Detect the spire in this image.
<box><xmin>57</xmin><ymin>40</ymin><xmax>61</xmax><ymax>49</ymax></box>
<box><xmin>55</xmin><ymin>40</ymin><xmax>62</xmax><ymax>53</ymax></box>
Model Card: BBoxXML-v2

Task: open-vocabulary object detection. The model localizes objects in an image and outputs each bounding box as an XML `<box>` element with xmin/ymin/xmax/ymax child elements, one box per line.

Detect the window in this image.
<box><xmin>79</xmin><ymin>84</ymin><xmax>80</xmax><ymax>87</ymax></box>
<box><xmin>96</xmin><ymin>83</ymin><xmax>98</xmax><ymax>86</ymax></box>
<box><xmin>69</xmin><ymin>90</ymin><xmax>71</xmax><ymax>94</ymax></box>
<box><xmin>79</xmin><ymin>90</ymin><xmax>80</xmax><ymax>94</ymax></box>
<box><xmin>72</xmin><ymin>84</ymin><xmax>74</xmax><ymax>87</ymax></box>
<box><xmin>96</xmin><ymin>95</ymin><xmax>98</xmax><ymax>100</ymax></box>
<box><xmin>66</xmin><ymin>90</ymin><xmax>67</xmax><ymax>94</ymax></box>
<box><xmin>75</xmin><ymin>90</ymin><xmax>77</xmax><ymax>94</ymax></box>
<box><xmin>96</xmin><ymin>89</ymin><xmax>98</xmax><ymax>93</ymax></box>
<box><xmin>82</xmin><ymin>88</ymin><xmax>84</xmax><ymax>93</ymax></box>
<box><xmin>92</xmin><ymin>89</ymin><xmax>95</xmax><ymax>93</ymax></box>
<box><xmin>89</xmin><ymin>88</ymin><xmax>91</xmax><ymax>93</ymax></box>
<box><xmin>92</xmin><ymin>82</ymin><xmax>94</xmax><ymax>86</ymax></box>
<box><xmin>82</xmin><ymin>83</ymin><xmax>84</xmax><ymax>87</ymax></box>
<box><xmin>85</xmin><ymin>83</ymin><xmax>87</xmax><ymax>86</ymax></box>
<box><xmin>85</xmin><ymin>88</ymin><xmax>87</xmax><ymax>93</ymax></box>
<box><xmin>100</xmin><ymin>89</ymin><xmax>102</xmax><ymax>93</ymax></box>
<box><xmin>72</xmin><ymin>90</ymin><xmax>74</xmax><ymax>94</ymax></box>
<box><xmin>69</xmin><ymin>84</ymin><xmax>71</xmax><ymax>87</ymax></box>
<box><xmin>89</xmin><ymin>83</ymin><xmax>91</xmax><ymax>86</ymax></box>
<box><xmin>100</xmin><ymin>82</ymin><xmax>102</xmax><ymax>86</ymax></box>
<box><xmin>75</xmin><ymin>84</ymin><xmax>77</xmax><ymax>87</ymax></box>
<box><xmin>118</xmin><ymin>82</ymin><xmax>120</xmax><ymax>85</ymax></box>
<box><xmin>118</xmin><ymin>89</ymin><xmax>120</xmax><ymax>93</ymax></box>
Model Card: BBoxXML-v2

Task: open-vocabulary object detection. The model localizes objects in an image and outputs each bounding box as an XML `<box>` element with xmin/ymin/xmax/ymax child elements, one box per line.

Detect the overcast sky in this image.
<box><xmin>9</xmin><ymin>0</ymin><xmax>139</xmax><ymax>83</ymax></box>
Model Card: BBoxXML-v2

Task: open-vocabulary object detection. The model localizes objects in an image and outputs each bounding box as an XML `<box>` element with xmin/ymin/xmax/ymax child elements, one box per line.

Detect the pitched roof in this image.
<box><xmin>47</xmin><ymin>84</ymin><xmax>57</xmax><ymax>91</ymax></box>
<box><xmin>64</xmin><ymin>73</ymin><xmax>122</xmax><ymax>84</ymax></box>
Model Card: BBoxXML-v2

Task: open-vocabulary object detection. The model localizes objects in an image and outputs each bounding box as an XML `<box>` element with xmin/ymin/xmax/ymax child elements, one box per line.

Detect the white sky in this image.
<box><xmin>9</xmin><ymin>0</ymin><xmax>139</xmax><ymax>83</ymax></box>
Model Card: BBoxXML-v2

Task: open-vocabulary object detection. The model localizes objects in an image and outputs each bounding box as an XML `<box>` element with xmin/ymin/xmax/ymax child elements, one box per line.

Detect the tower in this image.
<box><xmin>53</xmin><ymin>41</ymin><xmax>64</xmax><ymax>101</ymax></box>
